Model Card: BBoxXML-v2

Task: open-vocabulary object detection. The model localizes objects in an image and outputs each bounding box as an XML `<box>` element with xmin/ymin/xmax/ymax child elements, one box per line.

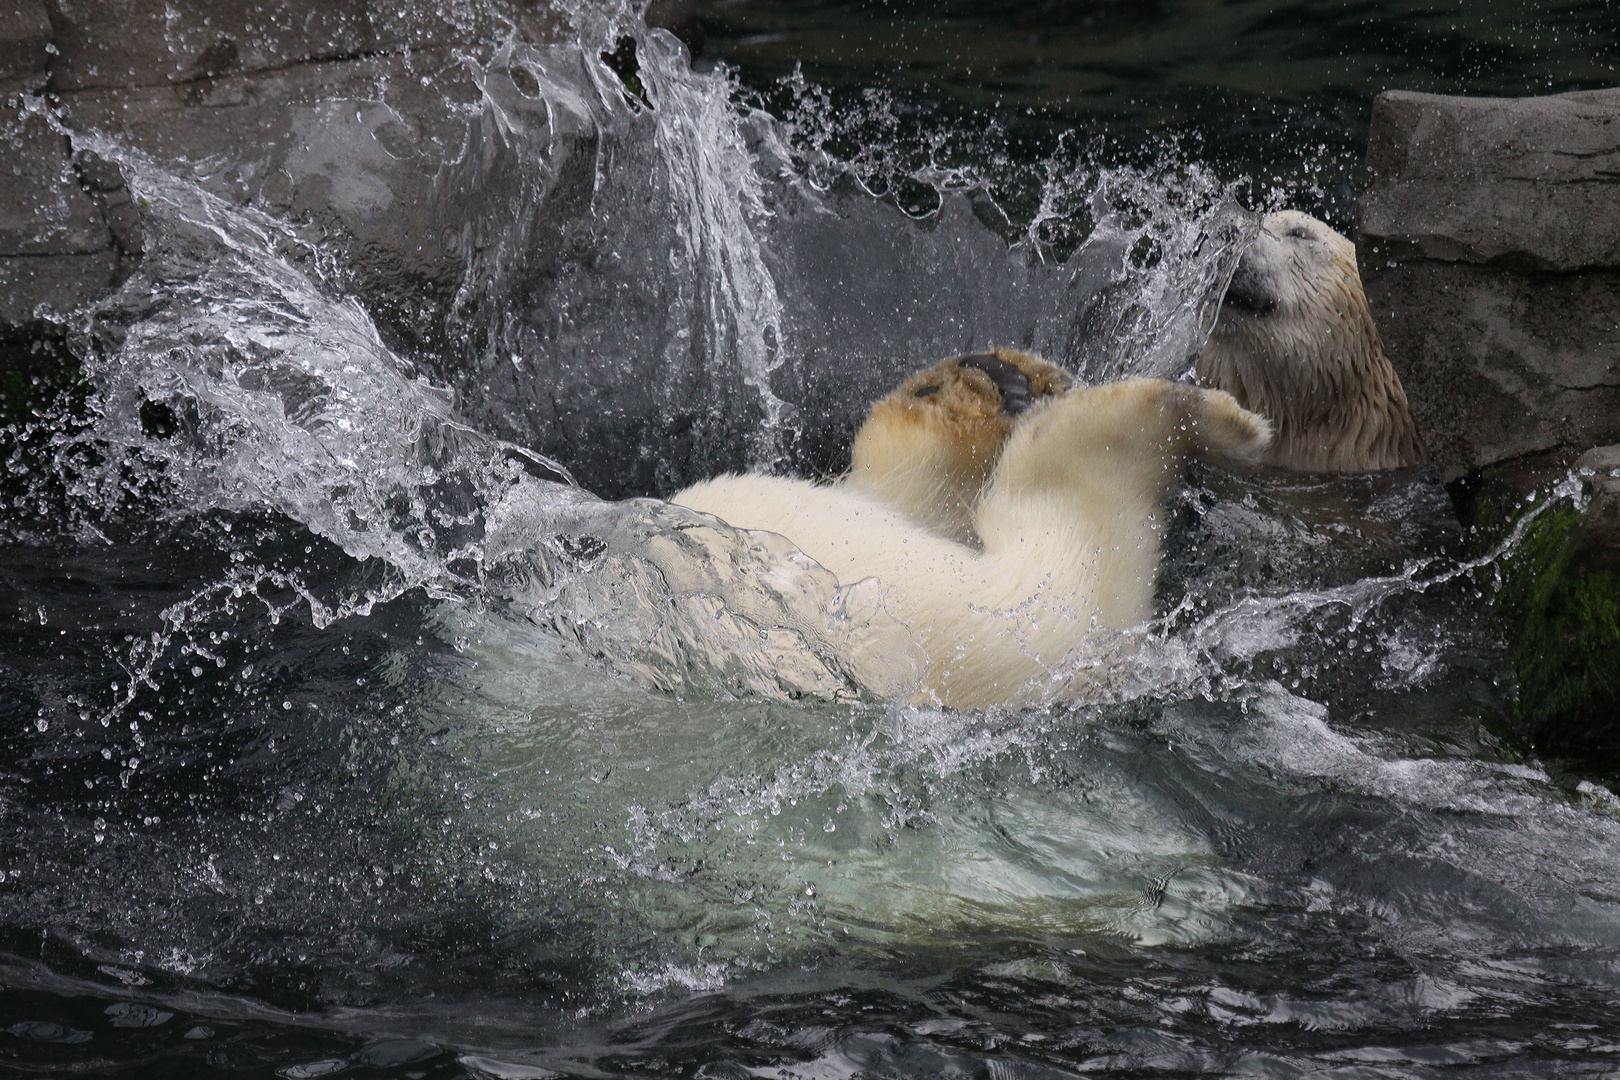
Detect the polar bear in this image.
<box><xmin>843</xmin><ymin>348</ymin><xmax>1072</xmax><ymax>544</ymax></box>
<box><xmin>673</xmin><ymin>354</ymin><xmax>1270</xmax><ymax>708</ymax></box>
<box><xmin>1197</xmin><ymin>210</ymin><xmax>1426</xmax><ymax>473</ymax></box>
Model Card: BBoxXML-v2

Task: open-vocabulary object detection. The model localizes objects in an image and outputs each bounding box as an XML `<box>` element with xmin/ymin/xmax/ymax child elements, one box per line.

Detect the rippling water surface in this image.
<box><xmin>3</xmin><ymin>1</ymin><xmax>1620</xmax><ymax>1076</ymax></box>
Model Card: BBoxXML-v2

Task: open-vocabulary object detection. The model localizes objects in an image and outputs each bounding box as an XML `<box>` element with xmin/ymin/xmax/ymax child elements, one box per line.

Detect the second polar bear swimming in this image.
<box><xmin>674</xmin><ymin>352</ymin><xmax>1271</xmax><ymax>709</ymax></box>
<box><xmin>1198</xmin><ymin>210</ymin><xmax>1426</xmax><ymax>473</ymax></box>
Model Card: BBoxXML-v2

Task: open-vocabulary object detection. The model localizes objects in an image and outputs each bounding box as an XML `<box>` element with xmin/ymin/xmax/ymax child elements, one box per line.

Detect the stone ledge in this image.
<box><xmin>1358</xmin><ymin>86</ymin><xmax>1620</xmax><ymax>482</ymax></box>
<box><xmin>43</xmin><ymin>0</ymin><xmax>377</xmax><ymax>93</ymax></box>
<box><xmin>55</xmin><ymin>47</ymin><xmax>479</xmax><ymax>300</ymax></box>
<box><xmin>1362</xmin><ymin>87</ymin><xmax>1620</xmax><ymax>273</ymax></box>
<box><xmin>1360</xmin><ymin>259</ymin><xmax>1620</xmax><ymax>482</ymax></box>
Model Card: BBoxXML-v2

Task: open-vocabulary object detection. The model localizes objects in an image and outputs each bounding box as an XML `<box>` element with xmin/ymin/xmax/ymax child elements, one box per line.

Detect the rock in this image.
<box><xmin>55</xmin><ymin>49</ymin><xmax>492</xmax><ymax>355</ymax></box>
<box><xmin>0</xmin><ymin>0</ymin><xmax>50</xmax><ymax>95</ymax></box>
<box><xmin>1361</xmin><ymin>89</ymin><xmax>1620</xmax><ymax>271</ymax></box>
<box><xmin>40</xmin><ymin>1</ymin><xmax>571</xmax><ymax>93</ymax></box>
<box><xmin>1358</xmin><ymin>88</ymin><xmax>1620</xmax><ymax>482</ymax></box>
<box><xmin>0</xmin><ymin>250</ymin><xmax>119</xmax><ymax>327</ymax></box>
<box><xmin>1577</xmin><ymin>445</ymin><xmax>1620</xmax><ymax>473</ymax></box>
<box><xmin>34</xmin><ymin>1</ymin><xmax>574</xmax><ymax>355</ymax></box>
<box><xmin>0</xmin><ymin>107</ymin><xmax>117</xmax><ymax>334</ymax></box>
<box><xmin>1452</xmin><ymin>444</ymin><xmax>1620</xmax><ymax>759</ymax></box>
<box><xmin>0</xmin><ymin>111</ymin><xmax>105</xmax><ymax>257</ymax></box>
<box><xmin>1573</xmin><ymin>444</ymin><xmax>1620</xmax><ymax>573</ymax></box>
<box><xmin>41</xmin><ymin>0</ymin><xmax>376</xmax><ymax>92</ymax></box>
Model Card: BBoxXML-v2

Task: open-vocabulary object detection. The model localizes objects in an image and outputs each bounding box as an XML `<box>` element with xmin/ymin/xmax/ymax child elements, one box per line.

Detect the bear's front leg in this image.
<box><xmin>972</xmin><ymin>378</ymin><xmax>1269</xmax><ymax>630</ymax></box>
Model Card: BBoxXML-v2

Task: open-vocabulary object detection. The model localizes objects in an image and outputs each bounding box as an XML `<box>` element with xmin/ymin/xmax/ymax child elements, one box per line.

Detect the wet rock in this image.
<box><xmin>72</xmin><ymin>150</ymin><xmax>142</xmax><ymax>258</ymax></box>
<box><xmin>41</xmin><ymin>0</ymin><xmax>572</xmax><ymax>93</ymax></box>
<box><xmin>0</xmin><ymin>251</ymin><xmax>118</xmax><ymax>327</ymax></box>
<box><xmin>0</xmin><ymin>0</ymin><xmax>51</xmax><ymax>94</ymax></box>
<box><xmin>1453</xmin><ymin>446</ymin><xmax>1620</xmax><ymax>759</ymax></box>
<box><xmin>56</xmin><ymin>50</ymin><xmax>486</xmax><ymax>353</ymax></box>
<box><xmin>0</xmin><ymin>112</ymin><xmax>105</xmax><ymax>257</ymax></box>
<box><xmin>1361</xmin><ymin>88</ymin><xmax>1620</xmax><ymax>270</ymax></box>
<box><xmin>41</xmin><ymin>0</ymin><xmax>377</xmax><ymax>92</ymax></box>
<box><xmin>1573</xmin><ymin>444</ymin><xmax>1620</xmax><ymax>573</ymax></box>
<box><xmin>1358</xmin><ymin>88</ymin><xmax>1620</xmax><ymax>482</ymax></box>
<box><xmin>40</xmin><ymin>2</ymin><xmax>574</xmax><ymax>357</ymax></box>
<box><xmin>0</xmin><ymin>108</ymin><xmax>117</xmax><ymax>332</ymax></box>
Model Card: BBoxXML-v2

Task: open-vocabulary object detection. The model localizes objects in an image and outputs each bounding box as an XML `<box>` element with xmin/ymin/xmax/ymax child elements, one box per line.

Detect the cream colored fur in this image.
<box><xmin>844</xmin><ymin>348</ymin><xmax>1070</xmax><ymax>544</ymax></box>
<box><xmin>674</xmin><ymin>375</ymin><xmax>1270</xmax><ymax>708</ymax></box>
<box><xmin>1197</xmin><ymin>210</ymin><xmax>1425</xmax><ymax>473</ymax></box>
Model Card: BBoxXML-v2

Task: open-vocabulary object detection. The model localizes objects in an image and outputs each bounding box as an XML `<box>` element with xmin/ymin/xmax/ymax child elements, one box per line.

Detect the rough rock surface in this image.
<box><xmin>0</xmin><ymin>1</ymin><xmax>50</xmax><ymax>95</ymax></box>
<box><xmin>1</xmin><ymin>0</ymin><xmax>730</xmax><ymax>497</ymax></box>
<box><xmin>1574</xmin><ymin>444</ymin><xmax>1620</xmax><ymax>572</ymax></box>
<box><xmin>1358</xmin><ymin>88</ymin><xmax>1620</xmax><ymax>482</ymax></box>
<box><xmin>0</xmin><ymin>93</ymin><xmax>121</xmax><ymax>332</ymax></box>
<box><xmin>0</xmin><ymin>0</ymin><xmax>575</xmax><ymax>344</ymax></box>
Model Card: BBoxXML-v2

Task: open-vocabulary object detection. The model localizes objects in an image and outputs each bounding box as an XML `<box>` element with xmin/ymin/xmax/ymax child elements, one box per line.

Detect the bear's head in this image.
<box><xmin>1198</xmin><ymin>210</ymin><xmax>1426</xmax><ymax>473</ymax></box>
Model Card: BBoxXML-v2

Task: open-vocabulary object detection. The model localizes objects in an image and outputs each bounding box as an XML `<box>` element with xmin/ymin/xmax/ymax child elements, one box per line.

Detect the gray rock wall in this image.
<box><xmin>1358</xmin><ymin>87</ymin><xmax>1620</xmax><ymax>482</ymax></box>
<box><xmin>0</xmin><ymin>0</ymin><xmax>573</xmax><ymax>343</ymax></box>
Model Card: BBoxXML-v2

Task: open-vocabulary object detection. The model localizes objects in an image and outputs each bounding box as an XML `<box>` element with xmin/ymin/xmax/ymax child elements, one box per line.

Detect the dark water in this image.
<box><xmin>693</xmin><ymin>0</ymin><xmax>1620</xmax><ymax>233</ymax></box>
<box><xmin>3</xmin><ymin>2</ymin><xmax>1620</xmax><ymax>1077</ymax></box>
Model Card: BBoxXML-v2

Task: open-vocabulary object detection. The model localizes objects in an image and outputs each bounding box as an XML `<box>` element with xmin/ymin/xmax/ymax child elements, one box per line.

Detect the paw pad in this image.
<box><xmin>957</xmin><ymin>354</ymin><xmax>1032</xmax><ymax>415</ymax></box>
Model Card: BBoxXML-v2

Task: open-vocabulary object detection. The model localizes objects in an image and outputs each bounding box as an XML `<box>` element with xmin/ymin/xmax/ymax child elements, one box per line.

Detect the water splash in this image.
<box><xmin>9</xmin><ymin>9</ymin><xmax>1620</xmax><ymax>1056</ymax></box>
<box><xmin>444</xmin><ymin>31</ymin><xmax>789</xmax><ymax>490</ymax></box>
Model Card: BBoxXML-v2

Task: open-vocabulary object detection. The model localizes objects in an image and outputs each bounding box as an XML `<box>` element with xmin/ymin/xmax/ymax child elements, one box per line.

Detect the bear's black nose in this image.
<box><xmin>1222</xmin><ymin>250</ymin><xmax>1278</xmax><ymax>316</ymax></box>
<box><xmin>957</xmin><ymin>354</ymin><xmax>1032</xmax><ymax>415</ymax></box>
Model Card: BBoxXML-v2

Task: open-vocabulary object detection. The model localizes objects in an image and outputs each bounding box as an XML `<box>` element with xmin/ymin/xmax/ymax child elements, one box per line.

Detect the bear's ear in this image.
<box><xmin>1184</xmin><ymin>386</ymin><xmax>1272</xmax><ymax>463</ymax></box>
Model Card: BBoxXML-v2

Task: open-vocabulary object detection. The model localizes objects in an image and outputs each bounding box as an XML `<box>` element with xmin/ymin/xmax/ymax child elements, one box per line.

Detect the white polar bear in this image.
<box><xmin>1197</xmin><ymin>210</ymin><xmax>1426</xmax><ymax>473</ymax></box>
<box><xmin>673</xmin><ymin>351</ymin><xmax>1271</xmax><ymax>708</ymax></box>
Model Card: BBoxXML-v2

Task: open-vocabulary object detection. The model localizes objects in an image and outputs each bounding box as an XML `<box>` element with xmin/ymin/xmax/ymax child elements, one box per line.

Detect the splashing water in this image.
<box><xmin>3</xmin><ymin>7</ymin><xmax>1620</xmax><ymax>1077</ymax></box>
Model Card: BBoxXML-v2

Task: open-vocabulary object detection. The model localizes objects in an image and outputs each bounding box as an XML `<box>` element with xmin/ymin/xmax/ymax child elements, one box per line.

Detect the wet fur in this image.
<box><xmin>674</xmin><ymin>369</ymin><xmax>1271</xmax><ymax>708</ymax></box>
<box><xmin>844</xmin><ymin>348</ymin><xmax>1071</xmax><ymax>544</ymax></box>
<box><xmin>1198</xmin><ymin>210</ymin><xmax>1425</xmax><ymax>473</ymax></box>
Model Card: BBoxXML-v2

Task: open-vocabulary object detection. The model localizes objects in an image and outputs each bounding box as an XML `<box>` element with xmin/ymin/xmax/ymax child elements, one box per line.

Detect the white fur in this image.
<box><xmin>674</xmin><ymin>378</ymin><xmax>1270</xmax><ymax>708</ymax></box>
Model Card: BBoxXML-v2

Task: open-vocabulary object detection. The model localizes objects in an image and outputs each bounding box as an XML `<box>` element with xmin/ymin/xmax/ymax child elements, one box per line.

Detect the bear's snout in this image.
<box><xmin>1222</xmin><ymin>246</ymin><xmax>1279</xmax><ymax>316</ymax></box>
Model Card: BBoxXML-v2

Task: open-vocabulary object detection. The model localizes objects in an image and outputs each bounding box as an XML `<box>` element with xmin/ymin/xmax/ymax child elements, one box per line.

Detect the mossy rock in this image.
<box><xmin>1454</xmin><ymin>455</ymin><xmax>1620</xmax><ymax>760</ymax></box>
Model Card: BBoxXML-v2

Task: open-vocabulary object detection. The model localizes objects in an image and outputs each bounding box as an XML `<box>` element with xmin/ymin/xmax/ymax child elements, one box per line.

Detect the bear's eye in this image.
<box><xmin>912</xmin><ymin>384</ymin><xmax>941</xmax><ymax>398</ymax></box>
<box><xmin>1286</xmin><ymin>226</ymin><xmax>1313</xmax><ymax>240</ymax></box>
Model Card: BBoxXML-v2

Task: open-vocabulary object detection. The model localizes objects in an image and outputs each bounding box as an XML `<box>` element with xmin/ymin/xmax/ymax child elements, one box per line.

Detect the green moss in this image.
<box><xmin>1457</xmin><ymin>462</ymin><xmax>1620</xmax><ymax>758</ymax></box>
<box><xmin>1517</xmin><ymin>555</ymin><xmax>1620</xmax><ymax>753</ymax></box>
